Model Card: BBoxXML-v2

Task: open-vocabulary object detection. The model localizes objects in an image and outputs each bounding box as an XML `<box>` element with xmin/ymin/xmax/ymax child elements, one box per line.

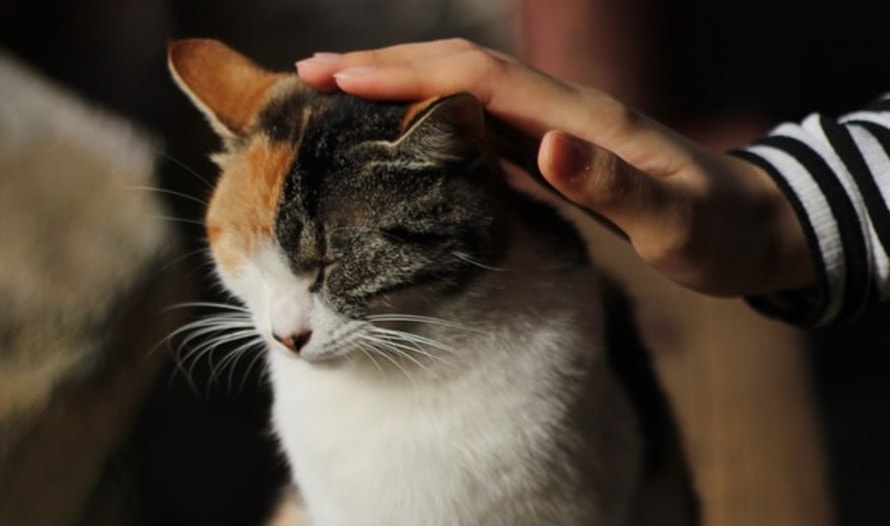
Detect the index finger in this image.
<box><xmin>296</xmin><ymin>39</ymin><xmax>505</xmax><ymax>91</ymax></box>
<box><xmin>316</xmin><ymin>44</ymin><xmax>588</xmax><ymax>140</ymax></box>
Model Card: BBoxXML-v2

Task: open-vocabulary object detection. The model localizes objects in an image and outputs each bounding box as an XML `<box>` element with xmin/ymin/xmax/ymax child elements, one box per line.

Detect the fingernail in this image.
<box><xmin>295</xmin><ymin>52</ymin><xmax>342</xmax><ymax>72</ymax></box>
<box><xmin>310</xmin><ymin>52</ymin><xmax>342</xmax><ymax>62</ymax></box>
<box><xmin>333</xmin><ymin>65</ymin><xmax>378</xmax><ymax>80</ymax></box>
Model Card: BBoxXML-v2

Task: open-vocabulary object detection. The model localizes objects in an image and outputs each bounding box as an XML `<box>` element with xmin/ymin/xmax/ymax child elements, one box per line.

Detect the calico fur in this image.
<box><xmin>169</xmin><ymin>39</ymin><xmax>696</xmax><ymax>526</ymax></box>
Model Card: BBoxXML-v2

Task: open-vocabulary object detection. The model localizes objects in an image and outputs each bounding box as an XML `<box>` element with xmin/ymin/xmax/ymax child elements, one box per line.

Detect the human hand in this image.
<box><xmin>296</xmin><ymin>39</ymin><xmax>813</xmax><ymax>297</ymax></box>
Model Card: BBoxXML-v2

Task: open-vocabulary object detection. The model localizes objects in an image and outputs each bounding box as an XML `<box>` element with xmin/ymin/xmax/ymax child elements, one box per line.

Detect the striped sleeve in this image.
<box><xmin>734</xmin><ymin>93</ymin><xmax>890</xmax><ymax>326</ymax></box>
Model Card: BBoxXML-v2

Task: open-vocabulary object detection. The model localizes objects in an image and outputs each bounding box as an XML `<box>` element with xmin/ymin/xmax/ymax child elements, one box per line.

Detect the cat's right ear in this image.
<box><xmin>168</xmin><ymin>39</ymin><xmax>285</xmax><ymax>138</ymax></box>
<box><xmin>397</xmin><ymin>93</ymin><xmax>486</xmax><ymax>162</ymax></box>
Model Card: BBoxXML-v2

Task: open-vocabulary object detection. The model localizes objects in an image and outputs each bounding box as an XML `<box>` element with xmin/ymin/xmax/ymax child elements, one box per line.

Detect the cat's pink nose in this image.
<box><xmin>273</xmin><ymin>330</ymin><xmax>312</xmax><ymax>354</ymax></box>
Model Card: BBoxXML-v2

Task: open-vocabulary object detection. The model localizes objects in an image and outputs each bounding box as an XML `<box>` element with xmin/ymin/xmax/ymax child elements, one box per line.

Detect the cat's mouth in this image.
<box><xmin>270</xmin><ymin>334</ymin><xmax>354</xmax><ymax>366</ymax></box>
<box><xmin>297</xmin><ymin>351</ymin><xmax>347</xmax><ymax>366</ymax></box>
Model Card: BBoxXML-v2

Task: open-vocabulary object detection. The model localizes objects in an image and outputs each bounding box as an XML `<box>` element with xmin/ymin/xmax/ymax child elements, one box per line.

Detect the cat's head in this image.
<box><xmin>169</xmin><ymin>39</ymin><xmax>507</xmax><ymax>363</ymax></box>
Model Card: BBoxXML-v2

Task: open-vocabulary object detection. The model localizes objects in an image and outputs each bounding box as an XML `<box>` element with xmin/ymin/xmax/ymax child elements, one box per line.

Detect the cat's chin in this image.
<box><xmin>282</xmin><ymin>347</ymin><xmax>353</xmax><ymax>367</ymax></box>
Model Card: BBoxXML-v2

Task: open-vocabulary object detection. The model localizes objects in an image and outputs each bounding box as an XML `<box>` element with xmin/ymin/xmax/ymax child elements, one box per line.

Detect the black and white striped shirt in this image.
<box><xmin>736</xmin><ymin>94</ymin><xmax>890</xmax><ymax>326</ymax></box>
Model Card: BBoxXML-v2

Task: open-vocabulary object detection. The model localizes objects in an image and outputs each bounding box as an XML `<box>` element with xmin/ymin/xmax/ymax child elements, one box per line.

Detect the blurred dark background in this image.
<box><xmin>1</xmin><ymin>0</ymin><xmax>888</xmax><ymax>524</ymax></box>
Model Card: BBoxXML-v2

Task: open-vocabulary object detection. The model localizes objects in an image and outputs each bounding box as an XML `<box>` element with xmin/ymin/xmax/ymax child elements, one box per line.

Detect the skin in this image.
<box><xmin>295</xmin><ymin>38</ymin><xmax>814</xmax><ymax>297</ymax></box>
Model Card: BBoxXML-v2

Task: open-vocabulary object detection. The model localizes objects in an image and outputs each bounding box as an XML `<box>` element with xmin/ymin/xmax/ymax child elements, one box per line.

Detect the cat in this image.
<box><xmin>168</xmin><ymin>38</ymin><xmax>697</xmax><ymax>526</ymax></box>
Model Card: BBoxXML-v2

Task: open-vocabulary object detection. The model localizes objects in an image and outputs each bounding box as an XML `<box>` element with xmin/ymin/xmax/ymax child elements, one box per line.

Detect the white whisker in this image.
<box><xmin>367</xmin><ymin>313</ymin><xmax>483</xmax><ymax>335</ymax></box>
<box><xmin>128</xmin><ymin>185</ymin><xmax>209</xmax><ymax>207</ymax></box>
<box><xmin>354</xmin><ymin>339</ymin><xmax>385</xmax><ymax>374</ymax></box>
<box><xmin>165</xmin><ymin>304</ymin><xmax>265</xmax><ymax>393</ymax></box>
<box><xmin>368</xmin><ymin>333</ymin><xmax>433</xmax><ymax>369</ymax></box>
<box><xmin>161</xmin><ymin>246</ymin><xmax>213</xmax><ymax>272</ymax></box>
<box><xmin>155</xmin><ymin>150</ymin><xmax>215</xmax><ymax>190</ymax></box>
<box><xmin>215</xmin><ymin>337</ymin><xmax>267</xmax><ymax>392</ymax></box>
<box><xmin>356</xmin><ymin>333</ymin><xmax>420</xmax><ymax>385</ymax></box>
<box><xmin>239</xmin><ymin>344</ymin><xmax>271</xmax><ymax>392</ymax></box>
<box><xmin>149</xmin><ymin>215</ymin><xmax>206</xmax><ymax>227</ymax></box>
<box><xmin>452</xmin><ymin>250</ymin><xmax>505</xmax><ymax>272</ymax></box>
<box><xmin>370</xmin><ymin>326</ymin><xmax>459</xmax><ymax>356</ymax></box>
<box><xmin>168</xmin><ymin>301</ymin><xmax>252</xmax><ymax>313</ymax></box>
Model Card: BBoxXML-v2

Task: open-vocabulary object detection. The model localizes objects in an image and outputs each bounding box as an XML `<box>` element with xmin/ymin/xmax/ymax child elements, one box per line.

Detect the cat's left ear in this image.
<box><xmin>397</xmin><ymin>93</ymin><xmax>486</xmax><ymax>161</ymax></box>
<box><xmin>168</xmin><ymin>39</ymin><xmax>285</xmax><ymax>139</ymax></box>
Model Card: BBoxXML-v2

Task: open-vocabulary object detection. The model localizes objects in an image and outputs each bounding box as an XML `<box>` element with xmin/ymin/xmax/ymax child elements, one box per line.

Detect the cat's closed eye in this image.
<box><xmin>379</xmin><ymin>225</ymin><xmax>450</xmax><ymax>246</ymax></box>
<box><xmin>308</xmin><ymin>265</ymin><xmax>327</xmax><ymax>293</ymax></box>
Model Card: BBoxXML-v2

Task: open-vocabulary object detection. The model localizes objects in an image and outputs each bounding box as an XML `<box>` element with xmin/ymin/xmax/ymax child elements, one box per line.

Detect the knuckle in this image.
<box><xmin>586</xmin><ymin>150</ymin><xmax>634</xmax><ymax>207</ymax></box>
<box><xmin>443</xmin><ymin>37</ymin><xmax>480</xmax><ymax>53</ymax></box>
<box><xmin>348</xmin><ymin>49</ymin><xmax>380</xmax><ymax>65</ymax></box>
<box><xmin>584</xmin><ymin>91</ymin><xmax>640</xmax><ymax>139</ymax></box>
<box><xmin>463</xmin><ymin>46</ymin><xmax>500</xmax><ymax>74</ymax></box>
<box><xmin>455</xmin><ymin>47</ymin><xmax>506</xmax><ymax>105</ymax></box>
<box><xmin>642</xmin><ymin>204</ymin><xmax>698</xmax><ymax>267</ymax></box>
<box><xmin>607</xmin><ymin>99</ymin><xmax>640</xmax><ymax>137</ymax></box>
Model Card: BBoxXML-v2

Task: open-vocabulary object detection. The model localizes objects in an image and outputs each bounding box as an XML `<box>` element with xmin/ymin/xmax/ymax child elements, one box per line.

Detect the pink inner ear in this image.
<box><xmin>168</xmin><ymin>39</ymin><xmax>287</xmax><ymax>135</ymax></box>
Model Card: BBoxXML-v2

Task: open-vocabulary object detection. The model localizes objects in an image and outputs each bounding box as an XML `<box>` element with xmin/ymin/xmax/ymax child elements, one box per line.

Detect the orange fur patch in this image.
<box><xmin>206</xmin><ymin>139</ymin><xmax>297</xmax><ymax>272</ymax></box>
<box><xmin>169</xmin><ymin>39</ymin><xmax>287</xmax><ymax>135</ymax></box>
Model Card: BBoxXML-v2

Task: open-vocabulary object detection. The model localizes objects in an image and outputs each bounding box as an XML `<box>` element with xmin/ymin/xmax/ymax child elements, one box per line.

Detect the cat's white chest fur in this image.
<box><xmin>264</xmin><ymin>265</ymin><xmax>642</xmax><ymax>526</ymax></box>
<box><xmin>270</xmin><ymin>355</ymin><xmax>529</xmax><ymax>524</ymax></box>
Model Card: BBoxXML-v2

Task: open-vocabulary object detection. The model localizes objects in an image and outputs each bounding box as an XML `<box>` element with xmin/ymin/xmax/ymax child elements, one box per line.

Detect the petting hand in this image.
<box><xmin>296</xmin><ymin>38</ymin><xmax>813</xmax><ymax>297</ymax></box>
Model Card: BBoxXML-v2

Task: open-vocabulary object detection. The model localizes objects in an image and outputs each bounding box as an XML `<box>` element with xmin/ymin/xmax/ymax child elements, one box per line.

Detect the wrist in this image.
<box><xmin>734</xmin><ymin>156</ymin><xmax>816</xmax><ymax>294</ymax></box>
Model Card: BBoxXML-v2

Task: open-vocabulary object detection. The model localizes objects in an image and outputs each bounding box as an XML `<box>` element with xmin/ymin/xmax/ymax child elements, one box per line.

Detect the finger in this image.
<box><xmin>538</xmin><ymin>130</ymin><xmax>675</xmax><ymax>235</ymax></box>
<box><xmin>295</xmin><ymin>53</ymin><xmax>344</xmax><ymax>91</ymax></box>
<box><xmin>337</xmin><ymin>38</ymin><xmax>487</xmax><ymax>65</ymax></box>
<box><xmin>297</xmin><ymin>39</ymin><xmax>486</xmax><ymax>89</ymax></box>
<box><xmin>329</xmin><ymin>50</ymin><xmax>588</xmax><ymax>139</ymax></box>
<box><xmin>329</xmin><ymin>51</ymin><xmax>499</xmax><ymax>102</ymax></box>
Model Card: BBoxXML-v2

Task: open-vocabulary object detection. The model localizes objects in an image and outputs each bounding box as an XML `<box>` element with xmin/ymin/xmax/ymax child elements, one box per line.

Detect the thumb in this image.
<box><xmin>537</xmin><ymin>130</ymin><xmax>671</xmax><ymax>234</ymax></box>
